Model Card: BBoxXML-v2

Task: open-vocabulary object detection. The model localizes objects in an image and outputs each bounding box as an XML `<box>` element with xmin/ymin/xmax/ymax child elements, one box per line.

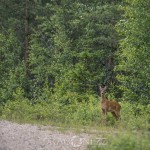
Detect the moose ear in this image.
<box><xmin>99</xmin><ymin>85</ymin><xmax>102</xmax><ymax>90</ymax></box>
<box><xmin>104</xmin><ymin>86</ymin><xmax>107</xmax><ymax>90</ymax></box>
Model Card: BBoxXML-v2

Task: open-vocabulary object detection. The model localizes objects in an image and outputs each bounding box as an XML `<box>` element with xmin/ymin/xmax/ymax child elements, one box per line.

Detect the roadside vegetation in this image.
<box><xmin>0</xmin><ymin>0</ymin><xmax>150</xmax><ymax>149</ymax></box>
<box><xmin>0</xmin><ymin>87</ymin><xmax>149</xmax><ymax>149</ymax></box>
<box><xmin>0</xmin><ymin>87</ymin><xmax>149</xmax><ymax>130</ymax></box>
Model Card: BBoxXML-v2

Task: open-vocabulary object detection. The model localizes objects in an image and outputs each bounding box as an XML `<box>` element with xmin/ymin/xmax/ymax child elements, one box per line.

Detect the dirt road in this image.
<box><xmin>0</xmin><ymin>120</ymin><xmax>93</xmax><ymax>150</ymax></box>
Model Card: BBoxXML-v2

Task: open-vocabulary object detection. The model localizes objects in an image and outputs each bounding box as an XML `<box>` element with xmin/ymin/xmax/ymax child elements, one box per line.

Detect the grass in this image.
<box><xmin>88</xmin><ymin>130</ymin><xmax>150</xmax><ymax>150</ymax></box>
<box><xmin>0</xmin><ymin>90</ymin><xmax>150</xmax><ymax>150</ymax></box>
<box><xmin>0</xmin><ymin>97</ymin><xmax>149</xmax><ymax>130</ymax></box>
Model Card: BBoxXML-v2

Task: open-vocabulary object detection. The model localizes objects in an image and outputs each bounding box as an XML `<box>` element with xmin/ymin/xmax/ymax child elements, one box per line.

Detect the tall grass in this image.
<box><xmin>88</xmin><ymin>131</ymin><xmax>150</xmax><ymax>150</ymax></box>
<box><xmin>0</xmin><ymin>88</ymin><xmax>149</xmax><ymax>131</ymax></box>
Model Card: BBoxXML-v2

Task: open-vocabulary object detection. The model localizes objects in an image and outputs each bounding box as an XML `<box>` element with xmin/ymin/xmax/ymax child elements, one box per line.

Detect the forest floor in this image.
<box><xmin>0</xmin><ymin>120</ymin><xmax>107</xmax><ymax>150</ymax></box>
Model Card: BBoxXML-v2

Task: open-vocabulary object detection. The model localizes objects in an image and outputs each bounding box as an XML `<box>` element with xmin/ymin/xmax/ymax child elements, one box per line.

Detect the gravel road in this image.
<box><xmin>0</xmin><ymin>120</ymin><xmax>92</xmax><ymax>150</ymax></box>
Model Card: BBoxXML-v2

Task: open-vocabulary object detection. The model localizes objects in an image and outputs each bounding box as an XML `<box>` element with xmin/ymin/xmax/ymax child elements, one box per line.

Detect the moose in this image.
<box><xmin>99</xmin><ymin>85</ymin><xmax>121</xmax><ymax>124</ymax></box>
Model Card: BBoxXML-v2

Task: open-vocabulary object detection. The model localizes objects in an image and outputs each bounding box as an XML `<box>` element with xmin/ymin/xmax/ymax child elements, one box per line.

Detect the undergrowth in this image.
<box><xmin>0</xmin><ymin>88</ymin><xmax>150</xmax><ymax>149</ymax></box>
<box><xmin>0</xmin><ymin>88</ymin><xmax>149</xmax><ymax>131</ymax></box>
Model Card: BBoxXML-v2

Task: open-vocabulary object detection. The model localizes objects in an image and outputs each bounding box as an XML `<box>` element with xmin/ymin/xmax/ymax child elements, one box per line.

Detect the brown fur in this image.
<box><xmin>100</xmin><ymin>86</ymin><xmax>121</xmax><ymax>124</ymax></box>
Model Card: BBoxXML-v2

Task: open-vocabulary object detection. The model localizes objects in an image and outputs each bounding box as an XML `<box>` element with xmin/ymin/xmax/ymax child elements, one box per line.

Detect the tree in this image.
<box><xmin>0</xmin><ymin>0</ymin><xmax>38</xmax><ymax>101</ymax></box>
<box><xmin>116</xmin><ymin>0</ymin><xmax>150</xmax><ymax>104</ymax></box>
<box><xmin>29</xmin><ymin>0</ymin><xmax>122</xmax><ymax>99</ymax></box>
<box><xmin>0</xmin><ymin>0</ymin><xmax>122</xmax><ymax>103</ymax></box>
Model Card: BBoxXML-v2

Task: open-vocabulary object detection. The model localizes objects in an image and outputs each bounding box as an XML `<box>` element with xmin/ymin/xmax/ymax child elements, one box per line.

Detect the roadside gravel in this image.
<box><xmin>0</xmin><ymin>120</ymin><xmax>92</xmax><ymax>150</ymax></box>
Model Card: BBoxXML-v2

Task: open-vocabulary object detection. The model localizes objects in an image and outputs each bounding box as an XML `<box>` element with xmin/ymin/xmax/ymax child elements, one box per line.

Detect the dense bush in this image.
<box><xmin>116</xmin><ymin>0</ymin><xmax>150</xmax><ymax>105</ymax></box>
<box><xmin>1</xmin><ymin>87</ymin><xmax>100</xmax><ymax>126</ymax></box>
<box><xmin>1</xmin><ymin>88</ymin><xmax>149</xmax><ymax>130</ymax></box>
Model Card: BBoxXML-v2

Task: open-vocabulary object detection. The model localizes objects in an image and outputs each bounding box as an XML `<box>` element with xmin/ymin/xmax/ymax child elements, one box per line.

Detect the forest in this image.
<box><xmin>0</xmin><ymin>0</ymin><xmax>150</xmax><ymax>149</ymax></box>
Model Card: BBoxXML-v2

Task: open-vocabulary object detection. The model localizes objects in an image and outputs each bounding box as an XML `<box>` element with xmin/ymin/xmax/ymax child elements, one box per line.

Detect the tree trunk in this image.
<box><xmin>24</xmin><ymin>0</ymin><xmax>30</xmax><ymax>77</ymax></box>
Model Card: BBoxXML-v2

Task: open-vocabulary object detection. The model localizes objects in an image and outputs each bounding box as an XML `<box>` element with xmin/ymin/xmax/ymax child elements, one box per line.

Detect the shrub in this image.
<box><xmin>0</xmin><ymin>88</ymin><xmax>149</xmax><ymax>130</ymax></box>
<box><xmin>118</xmin><ymin>101</ymin><xmax>150</xmax><ymax>130</ymax></box>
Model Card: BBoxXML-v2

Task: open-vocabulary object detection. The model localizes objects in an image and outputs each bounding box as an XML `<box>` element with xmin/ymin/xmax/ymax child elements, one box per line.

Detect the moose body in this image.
<box><xmin>100</xmin><ymin>86</ymin><xmax>121</xmax><ymax>124</ymax></box>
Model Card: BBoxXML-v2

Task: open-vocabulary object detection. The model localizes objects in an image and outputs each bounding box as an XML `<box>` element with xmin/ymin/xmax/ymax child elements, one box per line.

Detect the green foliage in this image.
<box><xmin>0</xmin><ymin>0</ymin><xmax>124</xmax><ymax>104</ymax></box>
<box><xmin>1</xmin><ymin>88</ymin><xmax>30</xmax><ymax>120</ymax></box>
<box><xmin>1</xmin><ymin>87</ymin><xmax>101</xmax><ymax>126</ymax></box>
<box><xmin>1</xmin><ymin>87</ymin><xmax>149</xmax><ymax>131</ymax></box>
<box><xmin>116</xmin><ymin>0</ymin><xmax>150</xmax><ymax>104</ymax></box>
<box><xmin>0</xmin><ymin>4</ymin><xmax>150</xmax><ymax>149</ymax></box>
<box><xmin>0</xmin><ymin>3</ymin><xmax>149</xmax><ymax>150</ymax></box>
<box><xmin>0</xmin><ymin>30</ymin><xmax>25</xmax><ymax>103</ymax></box>
<box><xmin>1</xmin><ymin>92</ymin><xmax>149</xmax><ymax>150</ymax></box>
<box><xmin>28</xmin><ymin>0</ymin><xmax>122</xmax><ymax>99</ymax></box>
<box><xmin>119</xmin><ymin>101</ymin><xmax>150</xmax><ymax>130</ymax></box>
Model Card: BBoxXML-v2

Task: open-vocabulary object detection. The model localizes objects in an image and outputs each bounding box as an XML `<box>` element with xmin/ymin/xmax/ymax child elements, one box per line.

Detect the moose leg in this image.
<box><xmin>112</xmin><ymin>111</ymin><xmax>121</xmax><ymax>120</ymax></box>
<box><xmin>102</xmin><ymin>109</ymin><xmax>107</xmax><ymax>125</ymax></box>
<box><xmin>111</xmin><ymin>112</ymin><xmax>118</xmax><ymax>120</ymax></box>
<box><xmin>116</xmin><ymin>111</ymin><xmax>121</xmax><ymax>120</ymax></box>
